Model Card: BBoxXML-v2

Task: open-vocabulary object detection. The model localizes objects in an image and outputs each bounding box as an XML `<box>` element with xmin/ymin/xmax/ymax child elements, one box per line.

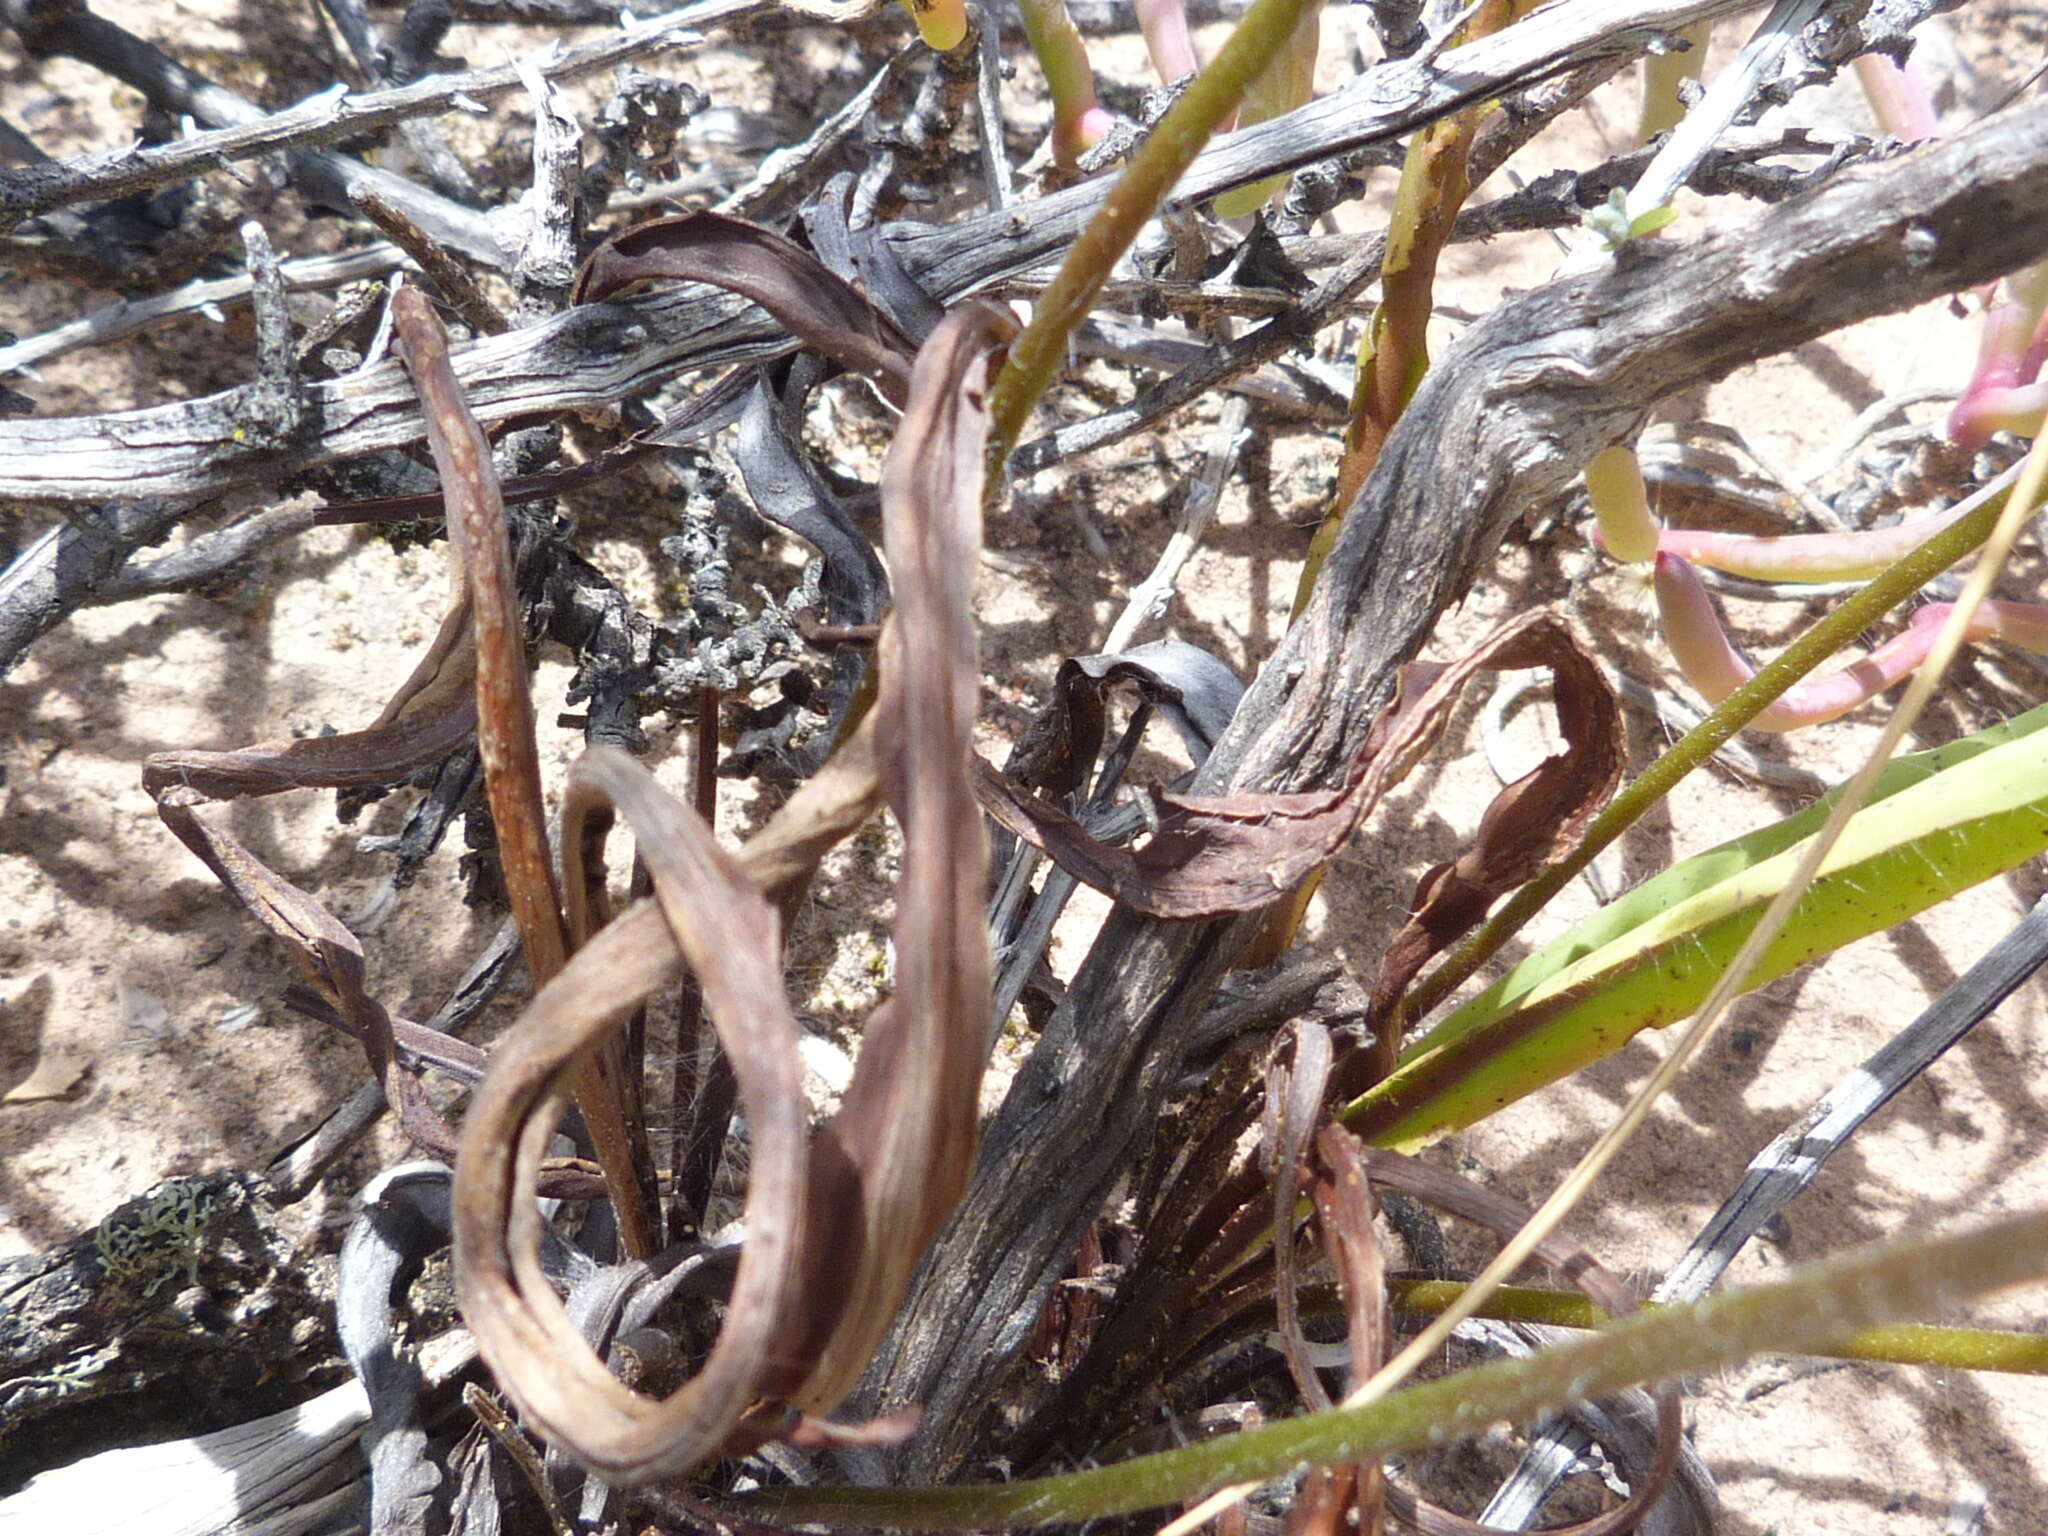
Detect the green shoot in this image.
<box><xmin>1385</xmin><ymin>1279</ymin><xmax>2048</xmax><ymax>1375</ymax></box>
<box><xmin>1584</xmin><ymin>186</ymin><xmax>1678</xmax><ymax>250</ymax></box>
<box><xmin>1655</xmin><ymin>552</ymin><xmax>2048</xmax><ymax>730</ymax></box>
<box><xmin>1014</xmin><ymin>0</ymin><xmax>1114</xmax><ymax>168</ymax></box>
<box><xmin>1584</xmin><ymin>442</ymin><xmax>1659</xmax><ymax>562</ymax></box>
<box><xmin>986</xmin><ymin>0</ymin><xmax>1327</xmax><ymax>460</ymax></box>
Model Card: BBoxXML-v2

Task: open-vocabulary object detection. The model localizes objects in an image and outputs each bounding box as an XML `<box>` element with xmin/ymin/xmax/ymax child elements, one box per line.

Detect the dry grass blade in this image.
<box><xmin>136</xmin><ymin>524</ymin><xmax>496</xmax><ymax>1165</ymax></box>
<box><xmin>1265</xmin><ymin>1022</ymin><xmax>1336</xmax><ymax>1413</ymax></box>
<box><xmin>142</xmin><ymin>795</ymin><xmax>460</xmax><ymax>1164</ymax></box>
<box><xmin>1307</xmin><ymin>1131</ymin><xmax>1388</xmax><ymax>1536</ymax></box>
<box><xmin>390</xmin><ymin>286</ymin><xmax>565</xmax><ymax>989</ymax></box>
<box><xmin>391</xmin><ymin>283</ymin><xmax>658</xmax><ymax>1260</ymax></box>
<box><xmin>141</xmin><ymin>580</ymin><xmax>476</xmax><ymax>801</ymax></box>
<box><xmin>570</xmin><ymin>211</ymin><xmax>920</xmax><ymax>405</ymax></box>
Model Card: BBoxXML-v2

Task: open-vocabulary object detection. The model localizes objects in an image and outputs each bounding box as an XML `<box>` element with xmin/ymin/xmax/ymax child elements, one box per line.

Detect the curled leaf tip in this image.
<box><xmin>1948</xmin><ymin>383</ymin><xmax>2048</xmax><ymax>451</ymax></box>
<box><xmin>1951</xmin><ymin>265</ymin><xmax>2048</xmax><ymax>449</ymax></box>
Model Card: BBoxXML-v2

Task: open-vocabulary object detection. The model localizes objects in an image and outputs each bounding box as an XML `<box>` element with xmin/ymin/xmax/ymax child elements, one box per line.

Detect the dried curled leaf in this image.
<box><xmin>1004</xmin><ymin>639</ymin><xmax>1246</xmax><ymax>799</ymax></box>
<box><xmin>454</xmin><ymin>745</ymin><xmax>816</xmax><ymax>1480</ymax></box>
<box><xmin>976</xmin><ymin>612</ymin><xmax>1618</xmax><ymax>925</ymax></box>
<box><xmin>136</xmin><ymin>479</ymin><xmax>487</xmax><ymax>1162</ymax></box>
<box><xmin>138</xmin><ymin>595</ymin><xmax>475</xmax><ymax>802</ymax></box>
<box><xmin>794</xmin><ymin>302</ymin><xmax>1014</xmax><ymax>1412</ymax></box>
<box><xmin>144</xmin><ymin>790</ymin><xmax>462</xmax><ymax>1165</ymax></box>
<box><xmin>451</xmin><ymin>302</ymin><xmax>1018</xmax><ymax>1483</ymax></box>
<box><xmin>1369</xmin><ymin>620</ymin><xmax>1622</xmax><ymax>1014</ymax></box>
<box><xmin>571</xmin><ymin>211</ymin><xmax>919</xmax><ymax>405</ymax></box>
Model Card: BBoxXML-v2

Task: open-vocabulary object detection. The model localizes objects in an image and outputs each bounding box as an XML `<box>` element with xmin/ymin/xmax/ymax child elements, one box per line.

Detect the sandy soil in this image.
<box><xmin>3</xmin><ymin>2</ymin><xmax>2046</xmax><ymax>1532</ymax></box>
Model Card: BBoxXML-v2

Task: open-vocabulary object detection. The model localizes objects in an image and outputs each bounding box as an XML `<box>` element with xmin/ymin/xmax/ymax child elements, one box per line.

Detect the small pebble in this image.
<box><xmin>117</xmin><ymin>976</ymin><xmax>173</xmax><ymax>1040</ymax></box>
<box><xmin>214</xmin><ymin>1003</ymin><xmax>263</xmax><ymax>1035</ymax></box>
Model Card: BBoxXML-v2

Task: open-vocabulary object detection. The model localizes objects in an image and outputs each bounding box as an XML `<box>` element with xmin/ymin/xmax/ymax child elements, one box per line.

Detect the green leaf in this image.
<box><xmin>1626</xmin><ymin>203</ymin><xmax>1679</xmax><ymax>239</ymax></box>
<box><xmin>1347</xmin><ymin>702</ymin><xmax>2048</xmax><ymax>1148</ymax></box>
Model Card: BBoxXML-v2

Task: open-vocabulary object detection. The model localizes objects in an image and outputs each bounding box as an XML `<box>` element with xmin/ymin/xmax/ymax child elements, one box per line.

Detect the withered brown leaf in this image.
<box><xmin>571</xmin><ymin>211</ymin><xmax>919</xmax><ymax>405</ymax></box>
<box><xmin>451</xmin><ymin>301</ymin><xmax>1017</xmax><ymax>1482</ymax></box>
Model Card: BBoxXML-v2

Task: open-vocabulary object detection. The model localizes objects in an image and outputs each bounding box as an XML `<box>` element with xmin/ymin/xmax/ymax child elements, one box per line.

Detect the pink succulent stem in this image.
<box><xmin>1016</xmin><ymin>0</ymin><xmax>1114</xmax><ymax>168</ymax></box>
<box><xmin>1134</xmin><ymin>0</ymin><xmax>1203</xmax><ymax>86</ymax></box>
<box><xmin>1653</xmin><ymin>553</ymin><xmax>2048</xmax><ymax>732</ymax></box>
<box><xmin>1950</xmin><ymin>263</ymin><xmax>2048</xmax><ymax>449</ymax></box>
<box><xmin>1851</xmin><ymin>52</ymin><xmax>1939</xmax><ymax>142</ymax></box>
<box><xmin>1591</xmin><ymin>486</ymin><xmax>1985</xmax><ymax>585</ymax></box>
<box><xmin>1651</xmin><ymin>496</ymin><xmax>1981</xmax><ymax>582</ymax></box>
<box><xmin>1949</xmin><ymin>380</ymin><xmax>2048</xmax><ymax>450</ymax></box>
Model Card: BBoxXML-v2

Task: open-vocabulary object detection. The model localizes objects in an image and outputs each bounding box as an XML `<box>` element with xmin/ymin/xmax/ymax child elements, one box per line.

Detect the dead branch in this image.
<box><xmin>0</xmin><ymin>0</ymin><xmax>505</xmax><ymax>265</ymax></box>
<box><xmin>0</xmin><ymin>498</ymin><xmax>201</xmax><ymax>671</ymax></box>
<box><xmin>0</xmin><ymin>244</ymin><xmax>403</xmax><ymax>376</ymax></box>
<box><xmin>0</xmin><ymin>0</ymin><xmax>734</xmax><ymax>234</ymax></box>
<box><xmin>0</xmin><ymin>0</ymin><xmax>1786</xmax><ymax>505</ymax></box>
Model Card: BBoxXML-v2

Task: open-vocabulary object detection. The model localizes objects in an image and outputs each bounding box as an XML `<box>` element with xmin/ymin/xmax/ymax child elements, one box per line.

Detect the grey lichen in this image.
<box><xmin>91</xmin><ymin>1176</ymin><xmax>221</xmax><ymax>1299</ymax></box>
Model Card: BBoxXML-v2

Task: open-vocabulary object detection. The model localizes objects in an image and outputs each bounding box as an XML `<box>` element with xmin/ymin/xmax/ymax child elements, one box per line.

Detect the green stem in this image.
<box><xmin>735</xmin><ymin>1207</ymin><xmax>2048</xmax><ymax>1529</ymax></box>
<box><xmin>1015</xmin><ymin>0</ymin><xmax>1110</xmax><ymax>167</ymax></box>
<box><xmin>1398</xmin><ymin>469</ymin><xmax>2019</xmax><ymax>1026</ymax></box>
<box><xmin>985</xmin><ymin>0</ymin><xmax>1320</xmax><ymax>462</ymax></box>
<box><xmin>1388</xmin><ymin>1280</ymin><xmax>2048</xmax><ymax>1374</ymax></box>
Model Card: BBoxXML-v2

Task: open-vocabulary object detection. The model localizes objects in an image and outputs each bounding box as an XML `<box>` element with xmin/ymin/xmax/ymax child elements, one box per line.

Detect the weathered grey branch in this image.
<box><xmin>0</xmin><ymin>0</ymin><xmax>728</xmax><ymax>232</ymax></box>
<box><xmin>83</xmin><ymin>505</ymin><xmax>321</xmax><ymax>605</ymax></box>
<box><xmin>316</xmin><ymin>0</ymin><xmax>481</xmax><ymax>203</ymax></box>
<box><xmin>511</xmin><ymin>58</ymin><xmax>584</xmax><ymax>317</ymax></box>
<box><xmin>0</xmin><ymin>0</ymin><xmax>1782</xmax><ymax>504</ymax></box>
<box><xmin>860</xmin><ymin>96</ymin><xmax>2048</xmax><ymax>1479</ymax></box>
<box><xmin>1103</xmin><ymin>396</ymin><xmax>1250</xmax><ymax>651</ymax></box>
<box><xmin>0</xmin><ymin>0</ymin><xmax>508</xmax><ymax>265</ymax></box>
<box><xmin>0</xmin><ymin>499</ymin><xmax>199</xmax><ymax>672</ymax></box>
<box><xmin>9</xmin><ymin>112</ymin><xmax>1827</xmax><ymax>392</ymax></box>
<box><xmin>0</xmin><ymin>244</ymin><xmax>404</xmax><ymax>377</ymax></box>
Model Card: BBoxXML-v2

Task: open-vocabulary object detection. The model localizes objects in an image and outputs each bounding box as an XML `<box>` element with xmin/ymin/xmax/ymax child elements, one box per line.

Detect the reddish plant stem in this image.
<box><xmin>391</xmin><ymin>285</ymin><xmax>657</xmax><ymax>1260</ymax></box>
